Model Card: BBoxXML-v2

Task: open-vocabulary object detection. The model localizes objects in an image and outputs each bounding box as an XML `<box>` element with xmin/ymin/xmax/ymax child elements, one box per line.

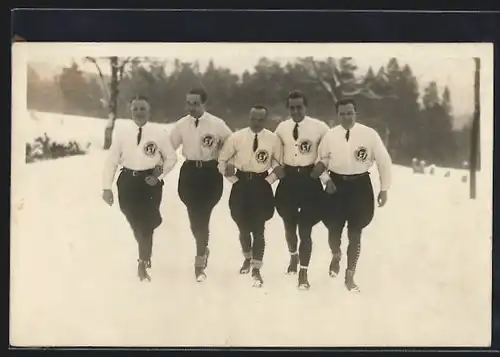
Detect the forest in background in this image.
<box><xmin>27</xmin><ymin>56</ymin><xmax>473</xmax><ymax>169</ymax></box>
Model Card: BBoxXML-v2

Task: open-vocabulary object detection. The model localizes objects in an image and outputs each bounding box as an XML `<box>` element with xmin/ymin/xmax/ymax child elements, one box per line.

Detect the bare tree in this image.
<box><xmin>300</xmin><ymin>57</ymin><xmax>397</xmax><ymax>145</ymax></box>
<box><xmin>300</xmin><ymin>57</ymin><xmax>397</xmax><ymax>105</ymax></box>
<box><xmin>84</xmin><ymin>56</ymin><xmax>136</xmax><ymax>149</ymax></box>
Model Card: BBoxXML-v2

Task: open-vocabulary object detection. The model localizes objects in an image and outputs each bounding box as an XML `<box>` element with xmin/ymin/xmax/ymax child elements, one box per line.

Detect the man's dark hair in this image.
<box><xmin>129</xmin><ymin>94</ymin><xmax>150</xmax><ymax>104</ymax></box>
<box><xmin>188</xmin><ymin>87</ymin><xmax>208</xmax><ymax>103</ymax></box>
<box><xmin>335</xmin><ymin>98</ymin><xmax>357</xmax><ymax>112</ymax></box>
<box><xmin>286</xmin><ymin>90</ymin><xmax>308</xmax><ymax>107</ymax></box>
<box><xmin>251</xmin><ymin>104</ymin><xmax>268</xmax><ymax>116</ymax></box>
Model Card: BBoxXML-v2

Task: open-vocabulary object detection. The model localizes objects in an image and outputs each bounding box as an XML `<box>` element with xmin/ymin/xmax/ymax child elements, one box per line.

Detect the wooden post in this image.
<box><xmin>470</xmin><ymin>57</ymin><xmax>480</xmax><ymax>199</ymax></box>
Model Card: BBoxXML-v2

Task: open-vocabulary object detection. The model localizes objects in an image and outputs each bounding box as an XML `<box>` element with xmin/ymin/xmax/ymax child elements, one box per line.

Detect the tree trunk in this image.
<box><xmin>470</xmin><ymin>57</ymin><xmax>480</xmax><ymax>199</ymax></box>
<box><xmin>104</xmin><ymin>56</ymin><xmax>119</xmax><ymax>150</ymax></box>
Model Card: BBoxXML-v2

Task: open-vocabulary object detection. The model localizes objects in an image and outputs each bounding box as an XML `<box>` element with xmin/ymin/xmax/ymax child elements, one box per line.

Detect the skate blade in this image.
<box><xmin>196</xmin><ymin>274</ymin><xmax>207</xmax><ymax>283</ymax></box>
<box><xmin>329</xmin><ymin>271</ymin><xmax>339</xmax><ymax>278</ymax></box>
<box><xmin>286</xmin><ymin>270</ymin><xmax>298</xmax><ymax>275</ymax></box>
<box><xmin>252</xmin><ymin>280</ymin><xmax>263</xmax><ymax>288</ymax></box>
<box><xmin>346</xmin><ymin>286</ymin><xmax>360</xmax><ymax>293</ymax></box>
<box><xmin>240</xmin><ymin>269</ymin><xmax>250</xmax><ymax>275</ymax></box>
<box><xmin>298</xmin><ymin>284</ymin><xmax>310</xmax><ymax>291</ymax></box>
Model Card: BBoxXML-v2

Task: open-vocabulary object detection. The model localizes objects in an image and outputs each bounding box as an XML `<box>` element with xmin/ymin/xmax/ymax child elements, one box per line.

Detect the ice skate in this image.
<box><xmin>195</xmin><ymin>267</ymin><xmax>207</xmax><ymax>282</ymax></box>
<box><xmin>345</xmin><ymin>269</ymin><xmax>360</xmax><ymax>293</ymax></box>
<box><xmin>286</xmin><ymin>254</ymin><xmax>299</xmax><ymax>274</ymax></box>
<box><xmin>251</xmin><ymin>268</ymin><xmax>263</xmax><ymax>288</ymax></box>
<box><xmin>195</xmin><ymin>255</ymin><xmax>207</xmax><ymax>282</ymax></box>
<box><xmin>329</xmin><ymin>253</ymin><xmax>341</xmax><ymax>277</ymax></box>
<box><xmin>298</xmin><ymin>268</ymin><xmax>310</xmax><ymax>290</ymax></box>
<box><xmin>239</xmin><ymin>258</ymin><xmax>251</xmax><ymax>274</ymax></box>
<box><xmin>137</xmin><ymin>260</ymin><xmax>151</xmax><ymax>282</ymax></box>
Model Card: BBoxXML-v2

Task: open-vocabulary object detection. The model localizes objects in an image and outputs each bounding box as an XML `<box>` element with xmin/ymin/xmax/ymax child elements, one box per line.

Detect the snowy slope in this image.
<box><xmin>10</xmin><ymin>112</ymin><xmax>492</xmax><ymax>347</ymax></box>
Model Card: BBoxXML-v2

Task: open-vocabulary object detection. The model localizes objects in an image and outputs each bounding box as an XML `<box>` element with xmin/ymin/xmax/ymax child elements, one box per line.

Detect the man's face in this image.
<box><xmin>287</xmin><ymin>97</ymin><xmax>306</xmax><ymax>122</ymax></box>
<box><xmin>186</xmin><ymin>93</ymin><xmax>205</xmax><ymax>118</ymax></box>
<box><xmin>249</xmin><ymin>108</ymin><xmax>267</xmax><ymax>132</ymax></box>
<box><xmin>130</xmin><ymin>99</ymin><xmax>150</xmax><ymax>126</ymax></box>
<box><xmin>337</xmin><ymin>103</ymin><xmax>356</xmax><ymax>129</ymax></box>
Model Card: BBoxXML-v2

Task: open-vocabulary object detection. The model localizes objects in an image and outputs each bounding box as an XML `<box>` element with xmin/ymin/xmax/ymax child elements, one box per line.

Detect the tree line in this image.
<box><xmin>27</xmin><ymin>56</ymin><xmax>472</xmax><ymax>169</ymax></box>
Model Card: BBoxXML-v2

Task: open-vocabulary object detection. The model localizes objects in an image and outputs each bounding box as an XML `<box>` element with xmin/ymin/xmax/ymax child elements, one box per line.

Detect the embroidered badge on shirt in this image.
<box><xmin>255</xmin><ymin>149</ymin><xmax>270</xmax><ymax>164</ymax></box>
<box><xmin>355</xmin><ymin>146</ymin><xmax>368</xmax><ymax>162</ymax></box>
<box><xmin>143</xmin><ymin>141</ymin><xmax>158</xmax><ymax>156</ymax></box>
<box><xmin>298</xmin><ymin>139</ymin><xmax>313</xmax><ymax>154</ymax></box>
<box><xmin>201</xmin><ymin>134</ymin><xmax>216</xmax><ymax>148</ymax></box>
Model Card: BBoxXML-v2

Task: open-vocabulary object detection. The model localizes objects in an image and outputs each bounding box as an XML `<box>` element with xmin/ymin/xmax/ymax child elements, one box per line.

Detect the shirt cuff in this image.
<box><xmin>217</xmin><ymin>162</ymin><xmax>227</xmax><ymax>175</ymax></box>
<box><xmin>226</xmin><ymin>175</ymin><xmax>239</xmax><ymax>184</ymax></box>
<box><xmin>102</xmin><ymin>174</ymin><xmax>114</xmax><ymax>190</ymax></box>
<box><xmin>319</xmin><ymin>171</ymin><xmax>331</xmax><ymax>185</ymax></box>
<box><xmin>380</xmin><ymin>182</ymin><xmax>391</xmax><ymax>191</ymax></box>
<box><xmin>265</xmin><ymin>172</ymin><xmax>278</xmax><ymax>185</ymax></box>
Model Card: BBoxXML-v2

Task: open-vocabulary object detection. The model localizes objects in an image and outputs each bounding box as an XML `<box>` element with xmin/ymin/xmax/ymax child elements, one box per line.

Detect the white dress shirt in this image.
<box><xmin>274</xmin><ymin>116</ymin><xmax>331</xmax><ymax>182</ymax></box>
<box><xmin>218</xmin><ymin>127</ymin><xmax>282</xmax><ymax>184</ymax></box>
<box><xmin>170</xmin><ymin>111</ymin><xmax>233</xmax><ymax>161</ymax></box>
<box><xmin>318</xmin><ymin>122</ymin><xmax>392</xmax><ymax>191</ymax></box>
<box><xmin>102</xmin><ymin>121</ymin><xmax>178</xmax><ymax>190</ymax></box>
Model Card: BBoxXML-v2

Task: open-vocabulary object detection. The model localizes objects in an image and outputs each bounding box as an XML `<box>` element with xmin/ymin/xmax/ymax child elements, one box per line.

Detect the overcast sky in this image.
<box><xmin>26</xmin><ymin>43</ymin><xmax>491</xmax><ymax>117</ymax></box>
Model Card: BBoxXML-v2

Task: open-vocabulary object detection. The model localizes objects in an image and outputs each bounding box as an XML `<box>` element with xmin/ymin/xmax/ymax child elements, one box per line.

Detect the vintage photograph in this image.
<box><xmin>10</xmin><ymin>42</ymin><xmax>493</xmax><ymax>347</ymax></box>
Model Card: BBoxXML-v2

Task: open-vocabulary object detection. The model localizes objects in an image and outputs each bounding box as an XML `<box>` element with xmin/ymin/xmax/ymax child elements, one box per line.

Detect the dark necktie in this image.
<box><xmin>253</xmin><ymin>133</ymin><xmax>258</xmax><ymax>152</ymax></box>
<box><xmin>194</xmin><ymin>118</ymin><xmax>199</xmax><ymax>128</ymax></box>
<box><xmin>345</xmin><ymin>129</ymin><xmax>350</xmax><ymax>142</ymax></box>
<box><xmin>293</xmin><ymin>123</ymin><xmax>299</xmax><ymax>141</ymax></box>
<box><xmin>137</xmin><ymin>127</ymin><xmax>142</xmax><ymax>145</ymax></box>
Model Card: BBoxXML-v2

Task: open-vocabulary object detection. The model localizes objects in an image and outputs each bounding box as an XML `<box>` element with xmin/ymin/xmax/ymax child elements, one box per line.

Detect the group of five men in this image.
<box><xmin>102</xmin><ymin>88</ymin><xmax>392</xmax><ymax>293</ymax></box>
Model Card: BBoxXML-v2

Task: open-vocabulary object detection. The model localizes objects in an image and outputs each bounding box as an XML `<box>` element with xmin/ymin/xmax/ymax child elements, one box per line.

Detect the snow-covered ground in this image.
<box><xmin>10</xmin><ymin>111</ymin><xmax>493</xmax><ymax>347</ymax></box>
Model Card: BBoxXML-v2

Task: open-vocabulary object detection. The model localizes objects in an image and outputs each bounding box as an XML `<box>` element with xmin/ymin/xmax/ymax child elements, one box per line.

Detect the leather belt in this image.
<box><xmin>185</xmin><ymin>160</ymin><xmax>218</xmax><ymax>169</ymax></box>
<box><xmin>284</xmin><ymin>164</ymin><xmax>314</xmax><ymax>174</ymax></box>
<box><xmin>236</xmin><ymin>170</ymin><xmax>268</xmax><ymax>180</ymax></box>
<box><xmin>121</xmin><ymin>167</ymin><xmax>154</xmax><ymax>177</ymax></box>
<box><xmin>328</xmin><ymin>171</ymin><xmax>369</xmax><ymax>181</ymax></box>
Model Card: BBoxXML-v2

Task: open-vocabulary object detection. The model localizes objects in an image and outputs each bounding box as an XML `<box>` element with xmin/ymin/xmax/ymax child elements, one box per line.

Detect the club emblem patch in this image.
<box><xmin>143</xmin><ymin>141</ymin><xmax>158</xmax><ymax>156</ymax></box>
<box><xmin>255</xmin><ymin>149</ymin><xmax>270</xmax><ymax>164</ymax></box>
<box><xmin>355</xmin><ymin>146</ymin><xmax>368</xmax><ymax>162</ymax></box>
<box><xmin>201</xmin><ymin>134</ymin><xmax>216</xmax><ymax>148</ymax></box>
<box><xmin>298</xmin><ymin>140</ymin><xmax>313</xmax><ymax>154</ymax></box>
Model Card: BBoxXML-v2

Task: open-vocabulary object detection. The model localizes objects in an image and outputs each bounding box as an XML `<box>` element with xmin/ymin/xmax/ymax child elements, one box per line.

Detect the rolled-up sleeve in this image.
<box><xmin>317</xmin><ymin>131</ymin><xmax>331</xmax><ymax>166</ymax></box>
<box><xmin>372</xmin><ymin>130</ymin><xmax>392</xmax><ymax>191</ymax></box>
<box><xmin>266</xmin><ymin>134</ymin><xmax>283</xmax><ymax>185</ymax></box>
<box><xmin>157</xmin><ymin>131</ymin><xmax>178</xmax><ymax>180</ymax></box>
<box><xmin>102</xmin><ymin>130</ymin><xmax>122</xmax><ymax>190</ymax></box>
<box><xmin>169</xmin><ymin>123</ymin><xmax>183</xmax><ymax>150</ymax></box>
<box><xmin>217</xmin><ymin>132</ymin><xmax>236</xmax><ymax>175</ymax></box>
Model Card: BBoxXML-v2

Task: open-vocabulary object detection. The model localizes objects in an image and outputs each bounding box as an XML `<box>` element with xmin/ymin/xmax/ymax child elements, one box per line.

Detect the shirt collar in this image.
<box><xmin>249</xmin><ymin>127</ymin><xmax>264</xmax><ymax>137</ymax></box>
<box><xmin>191</xmin><ymin>111</ymin><xmax>208</xmax><ymax>122</ymax></box>
<box><xmin>133</xmin><ymin>121</ymin><xmax>149</xmax><ymax>130</ymax></box>
<box><xmin>290</xmin><ymin>116</ymin><xmax>309</xmax><ymax>125</ymax></box>
<box><xmin>341</xmin><ymin>122</ymin><xmax>357</xmax><ymax>132</ymax></box>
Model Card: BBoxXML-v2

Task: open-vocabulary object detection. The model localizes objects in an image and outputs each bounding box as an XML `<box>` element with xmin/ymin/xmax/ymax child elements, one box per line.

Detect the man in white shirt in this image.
<box><xmin>170</xmin><ymin>88</ymin><xmax>233</xmax><ymax>282</ymax></box>
<box><xmin>102</xmin><ymin>96</ymin><xmax>178</xmax><ymax>282</ymax></box>
<box><xmin>316</xmin><ymin>98</ymin><xmax>392</xmax><ymax>293</ymax></box>
<box><xmin>218</xmin><ymin>105</ymin><xmax>282</xmax><ymax>288</ymax></box>
<box><xmin>274</xmin><ymin>90</ymin><xmax>331</xmax><ymax>290</ymax></box>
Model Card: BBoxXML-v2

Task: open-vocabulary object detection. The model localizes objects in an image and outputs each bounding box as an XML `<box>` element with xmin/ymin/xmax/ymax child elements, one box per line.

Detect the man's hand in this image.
<box><xmin>145</xmin><ymin>175</ymin><xmax>159</xmax><ymax>186</ymax></box>
<box><xmin>152</xmin><ymin>164</ymin><xmax>163</xmax><ymax>178</ymax></box>
<box><xmin>102</xmin><ymin>189</ymin><xmax>114</xmax><ymax>206</ymax></box>
<box><xmin>377</xmin><ymin>190</ymin><xmax>388</xmax><ymax>207</ymax></box>
<box><xmin>325</xmin><ymin>180</ymin><xmax>337</xmax><ymax>194</ymax></box>
<box><xmin>273</xmin><ymin>166</ymin><xmax>286</xmax><ymax>179</ymax></box>
<box><xmin>310</xmin><ymin>162</ymin><xmax>326</xmax><ymax>179</ymax></box>
<box><xmin>224</xmin><ymin>164</ymin><xmax>237</xmax><ymax>177</ymax></box>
